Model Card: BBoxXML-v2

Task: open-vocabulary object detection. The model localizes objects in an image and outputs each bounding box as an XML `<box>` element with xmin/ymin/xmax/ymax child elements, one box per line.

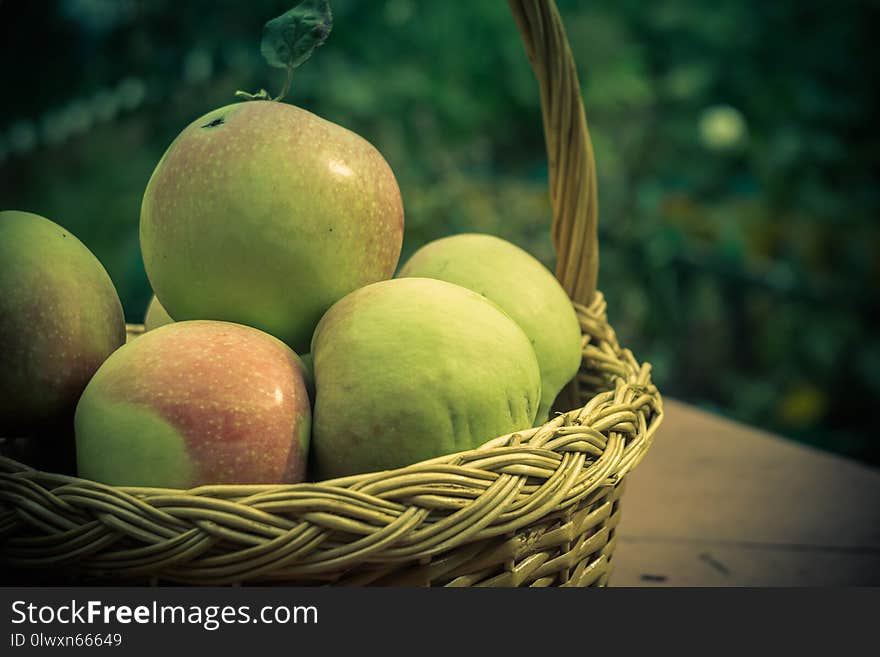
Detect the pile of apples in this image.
<box><xmin>0</xmin><ymin>99</ymin><xmax>582</xmax><ymax>488</ymax></box>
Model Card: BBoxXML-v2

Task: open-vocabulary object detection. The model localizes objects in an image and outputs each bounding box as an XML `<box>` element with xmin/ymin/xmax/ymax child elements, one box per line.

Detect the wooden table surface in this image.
<box><xmin>612</xmin><ymin>399</ymin><xmax>880</xmax><ymax>586</ymax></box>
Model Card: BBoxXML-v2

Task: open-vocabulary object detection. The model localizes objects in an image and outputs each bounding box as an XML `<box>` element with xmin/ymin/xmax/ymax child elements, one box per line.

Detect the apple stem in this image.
<box><xmin>235</xmin><ymin>64</ymin><xmax>293</xmax><ymax>103</ymax></box>
<box><xmin>273</xmin><ymin>65</ymin><xmax>294</xmax><ymax>102</ymax></box>
<box><xmin>234</xmin><ymin>88</ymin><xmax>272</xmax><ymax>101</ymax></box>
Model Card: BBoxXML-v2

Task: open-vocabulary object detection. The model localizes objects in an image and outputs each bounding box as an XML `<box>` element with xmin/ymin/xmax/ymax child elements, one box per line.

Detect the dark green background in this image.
<box><xmin>1</xmin><ymin>0</ymin><xmax>877</xmax><ymax>463</ymax></box>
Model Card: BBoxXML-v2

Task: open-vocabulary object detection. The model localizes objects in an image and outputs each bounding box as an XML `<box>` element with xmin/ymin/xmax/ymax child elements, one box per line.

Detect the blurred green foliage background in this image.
<box><xmin>1</xmin><ymin>0</ymin><xmax>877</xmax><ymax>462</ymax></box>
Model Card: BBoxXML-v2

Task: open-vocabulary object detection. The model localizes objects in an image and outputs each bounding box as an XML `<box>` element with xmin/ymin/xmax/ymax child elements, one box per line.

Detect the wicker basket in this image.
<box><xmin>0</xmin><ymin>0</ymin><xmax>662</xmax><ymax>587</ymax></box>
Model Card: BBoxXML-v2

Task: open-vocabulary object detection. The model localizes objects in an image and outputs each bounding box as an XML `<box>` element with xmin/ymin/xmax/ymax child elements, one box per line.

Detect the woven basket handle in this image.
<box><xmin>508</xmin><ymin>0</ymin><xmax>598</xmax><ymax>307</ymax></box>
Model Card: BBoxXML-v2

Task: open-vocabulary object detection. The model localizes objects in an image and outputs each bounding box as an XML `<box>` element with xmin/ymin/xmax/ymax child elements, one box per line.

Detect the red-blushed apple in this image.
<box><xmin>74</xmin><ymin>320</ymin><xmax>311</xmax><ymax>488</ymax></box>
<box><xmin>140</xmin><ymin>100</ymin><xmax>404</xmax><ymax>354</ymax></box>
<box><xmin>0</xmin><ymin>210</ymin><xmax>126</xmax><ymax>435</ymax></box>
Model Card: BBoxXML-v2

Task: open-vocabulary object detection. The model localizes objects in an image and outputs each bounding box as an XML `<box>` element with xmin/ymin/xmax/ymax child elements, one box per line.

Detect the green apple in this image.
<box><xmin>399</xmin><ymin>233</ymin><xmax>582</xmax><ymax>422</ymax></box>
<box><xmin>297</xmin><ymin>352</ymin><xmax>315</xmax><ymax>404</ymax></box>
<box><xmin>75</xmin><ymin>320</ymin><xmax>311</xmax><ymax>488</ymax></box>
<box><xmin>143</xmin><ymin>294</ymin><xmax>173</xmax><ymax>331</ymax></box>
<box><xmin>140</xmin><ymin>100</ymin><xmax>404</xmax><ymax>353</ymax></box>
<box><xmin>0</xmin><ymin>210</ymin><xmax>126</xmax><ymax>434</ymax></box>
<box><xmin>299</xmin><ymin>352</ymin><xmax>314</xmax><ymax>382</ymax></box>
<box><xmin>311</xmin><ymin>278</ymin><xmax>541</xmax><ymax>479</ymax></box>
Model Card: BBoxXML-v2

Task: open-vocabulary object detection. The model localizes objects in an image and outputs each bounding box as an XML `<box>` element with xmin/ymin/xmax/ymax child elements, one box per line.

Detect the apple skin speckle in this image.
<box><xmin>75</xmin><ymin>320</ymin><xmax>311</xmax><ymax>488</ymax></box>
<box><xmin>140</xmin><ymin>101</ymin><xmax>405</xmax><ymax>354</ymax></box>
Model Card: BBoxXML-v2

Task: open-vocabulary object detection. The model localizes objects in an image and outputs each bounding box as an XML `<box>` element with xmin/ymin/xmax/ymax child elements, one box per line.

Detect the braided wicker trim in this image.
<box><xmin>0</xmin><ymin>292</ymin><xmax>662</xmax><ymax>585</ymax></box>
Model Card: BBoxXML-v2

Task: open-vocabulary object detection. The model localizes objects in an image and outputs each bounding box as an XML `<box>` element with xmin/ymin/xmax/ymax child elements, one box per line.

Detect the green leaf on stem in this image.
<box><xmin>261</xmin><ymin>0</ymin><xmax>333</xmax><ymax>71</ymax></box>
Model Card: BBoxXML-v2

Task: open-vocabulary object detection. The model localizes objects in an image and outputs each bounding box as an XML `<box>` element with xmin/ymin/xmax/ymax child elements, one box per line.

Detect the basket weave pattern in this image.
<box><xmin>0</xmin><ymin>293</ymin><xmax>661</xmax><ymax>586</ymax></box>
<box><xmin>0</xmin><ymin>0</ymin><xmax>662</xmax><ymax>586</ymax></box>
